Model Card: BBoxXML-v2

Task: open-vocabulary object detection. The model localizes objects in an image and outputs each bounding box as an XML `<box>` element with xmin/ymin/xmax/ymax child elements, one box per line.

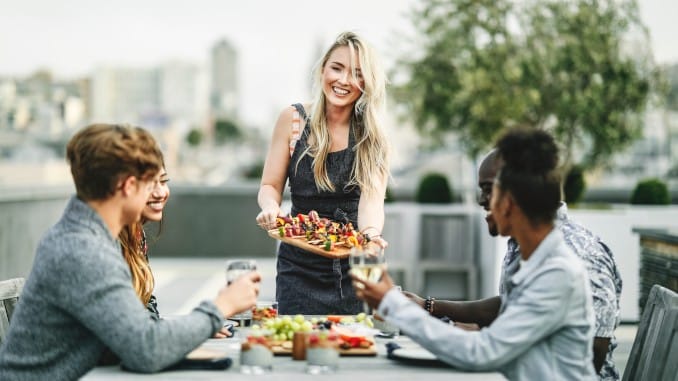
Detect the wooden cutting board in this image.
<box><xmin>267</xmin><ymin>230</ymin><xmax>352</xmax><ymax>259</ymax></box>
<box><xmin>269</xmin><ymin>340</ymin><xmax>377</xmax><ymax>357</ymax></box>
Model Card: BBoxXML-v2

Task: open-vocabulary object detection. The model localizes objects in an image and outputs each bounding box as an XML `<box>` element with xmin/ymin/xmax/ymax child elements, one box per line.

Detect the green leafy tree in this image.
<box><xmin>666</xmin><ymin>63</ymin><xmax>678</xmax><ymax>111</ymax></box>
<box><xmin>517</xmin><ymin>0</ymin><xmax>660</xmax><ymax>168</ymax></box>
<box><xmin>395</xmin><ymin>0</ymin><xmax>662</xmax><ymax>169</ymax></box>
<box><xmin>393</xmin><ymin>0</ymin><xmax>525</xmax><ymax>158</ymax></box>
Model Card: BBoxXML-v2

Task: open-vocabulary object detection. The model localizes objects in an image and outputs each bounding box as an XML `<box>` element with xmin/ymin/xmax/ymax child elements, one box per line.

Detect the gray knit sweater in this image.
<box><xmin>0</xmin><ymin>197</ymin><xmax>224</xmax><ymax>380</ymax></box>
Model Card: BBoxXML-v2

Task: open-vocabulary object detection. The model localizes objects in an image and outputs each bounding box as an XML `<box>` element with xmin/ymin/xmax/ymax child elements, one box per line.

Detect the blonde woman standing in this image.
<box><xmin>256</xmin><ymin>31</ymin><xmax>390</xmax><ymax>314</ymax></box>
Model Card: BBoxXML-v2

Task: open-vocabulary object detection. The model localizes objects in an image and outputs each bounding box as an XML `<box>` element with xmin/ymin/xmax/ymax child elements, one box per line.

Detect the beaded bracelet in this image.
<box><xmin>360</xmin><ymin>226</ymin><xmax>382</xmax><ymax>243</ymax></box>
<box><xmin>424</xmin><ymin>296</ymin><xmax>435</xmax><ymax>315</ymax></box>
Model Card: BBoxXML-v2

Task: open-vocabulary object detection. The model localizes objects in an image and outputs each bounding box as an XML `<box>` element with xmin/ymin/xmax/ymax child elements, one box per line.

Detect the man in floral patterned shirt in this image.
<box><xmin>404</xmin><ymin>149</ymin><xmax>623</xmax><ymax>380</ymax></box>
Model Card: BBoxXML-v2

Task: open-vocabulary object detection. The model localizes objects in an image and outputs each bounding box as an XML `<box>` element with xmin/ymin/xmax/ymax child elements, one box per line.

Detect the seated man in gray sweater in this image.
<box><xmin>0</xmin><ymin>124</ymin><xmax>261</xmax><ymax>380</ymax></box>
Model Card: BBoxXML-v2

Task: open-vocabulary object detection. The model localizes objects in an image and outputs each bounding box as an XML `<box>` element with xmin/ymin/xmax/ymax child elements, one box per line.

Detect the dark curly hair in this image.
<box><xmin>495</xmin><ymin>128</ymin><xmax>561</xmax><ymax>225</ymax></box>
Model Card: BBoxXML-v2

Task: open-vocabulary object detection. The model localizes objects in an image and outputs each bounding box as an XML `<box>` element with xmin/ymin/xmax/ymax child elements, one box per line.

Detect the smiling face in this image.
<box><xmin>141</xmin><ymin>169</ymin><xmax>170</xmax><ymax>222</ymax></box>
<box><xmin>120</xmin><ymin>172</ymin><xmax>161</xmax><ymax>226</ymax></box>
<box><xmin>321</xmin><ymin>45</ymin><xmax>364</xmax><ymax>109</ymax></box>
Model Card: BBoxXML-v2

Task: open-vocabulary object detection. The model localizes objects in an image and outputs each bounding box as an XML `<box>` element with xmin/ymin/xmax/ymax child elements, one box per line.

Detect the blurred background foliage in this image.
<box><xmin>393</xmin><ymin>0</ymin><xmax>665</xmax><ymax>173</ymax></box>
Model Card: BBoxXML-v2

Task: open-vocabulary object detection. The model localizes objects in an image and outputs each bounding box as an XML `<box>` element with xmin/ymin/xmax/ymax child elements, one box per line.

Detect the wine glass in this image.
<box><xmin>349</xmin><ymin>246</ymin><xmax>385</xmax><ymax>314</ymax></box>
<box><xmin>226</xmin><ymin>259</ymin><xmax>257</xmax><ymax>327</ymax></box>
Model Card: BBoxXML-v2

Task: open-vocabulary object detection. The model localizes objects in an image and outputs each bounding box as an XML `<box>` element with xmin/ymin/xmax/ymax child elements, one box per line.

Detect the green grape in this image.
<box><xmin>356</xmin><ymin>312</ymin><xmax>366</xmax><ymax>322</ymax></box>
<box><xmin>301</xmin><ymin>321</ymin><xmax>313</xmax><ymax>332</ymax></box>
<box><xmin>282</xmin><ymin>315</ymin><xmax>292</xmax><ymax>324</ymax></box>
<box><xmin>293</xmin><ymin>314</ymin><xmax>305</xmax><ymax>324</ymax></box>
<box><xmin>365</xmin><ymin>317</ymin><xmax>374</xmax><ymax>328</ymax></box>
<box><xmin>340</xmin><ymin>316</ymin><xmax>355</xmax><ymax>324</ymax></box>
<box><xmin>310</xmin><ymin>317</ymin><xmax>319</xmax><ymax>325</ymax></box>
<box><xmin>287</xmin><ymin>331</ymin><xmax>294</xmax><ymax>340</ymax></box>
<box><xmin>290</xmin><ymin>322</ymin><xmax>301</xmax><ymax>332</ymax></box>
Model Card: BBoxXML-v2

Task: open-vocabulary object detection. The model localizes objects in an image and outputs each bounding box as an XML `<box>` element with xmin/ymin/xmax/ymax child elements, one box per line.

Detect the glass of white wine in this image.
<box><xmin>349</xmin><ymin>246</ymin><xmax>385</xmax><ymax>313</ymax></box>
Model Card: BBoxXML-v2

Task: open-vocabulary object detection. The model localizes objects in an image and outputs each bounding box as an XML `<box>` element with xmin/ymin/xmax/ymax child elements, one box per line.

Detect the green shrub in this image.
<box><xmin>385</xmin><ymin>187</ymin><xmax>395</xmax><ymax>203</ymax></box>
<box><xmin>243</xmin><ymin>161</ymin><xmax>265</xmax><ymax>180</ymax></box>
<box><xmin>415</xmin><ymin>173</ymin><xmax>453</xmax><ymax>203</ymax></box>
<box><xmin>186</xmin><ymin>128</ymin><xmax>203</xmax><ymax>146</ymax></box>
<box><xmin>564</xmin><ymin>164</ymin><xmax>586</xmax><ymax>204</ymax></box>
<box><xmin>630</xmin><ymin>178</ymin><xmax>670</xmax><ymax>205</ymax></box>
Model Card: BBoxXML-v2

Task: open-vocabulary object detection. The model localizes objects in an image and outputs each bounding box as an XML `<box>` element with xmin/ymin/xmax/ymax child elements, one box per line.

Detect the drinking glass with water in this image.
<box><xmin>225</xmin><ymin>259</ymin><xmax>257</xmax><ymax>327</ymax></box>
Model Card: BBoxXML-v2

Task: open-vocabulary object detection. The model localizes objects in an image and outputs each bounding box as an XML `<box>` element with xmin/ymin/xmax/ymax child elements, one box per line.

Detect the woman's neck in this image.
<box><xmin>325</xmin><ymin>103</ymin><xmax>353</xmax><ymax>125</ymax></box>
<box><xmin>513</xmin><ymin>222</ymin><xmax>554</xmax><ymax>260</ymax></box>
<box><xmin>87</xmin><ymin>199</ymin><xmax>124</xmax><ymax>238</ymax></box>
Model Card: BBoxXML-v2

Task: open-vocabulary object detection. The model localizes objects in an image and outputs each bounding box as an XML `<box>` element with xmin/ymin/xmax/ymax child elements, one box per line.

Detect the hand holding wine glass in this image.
<box><xmin>349</xmin><ymin>246</ymin><xmax>385</xmax><ymax>286</ymax></box>
<box><xmin>349</xmin><ymin>246</ymin><xmax>386</xmax><ymax>313</ymax></box>
<box><xmin>351</xmin><ymin>268</ymin><xmax>395</xmax><ymax>311</ymax></box>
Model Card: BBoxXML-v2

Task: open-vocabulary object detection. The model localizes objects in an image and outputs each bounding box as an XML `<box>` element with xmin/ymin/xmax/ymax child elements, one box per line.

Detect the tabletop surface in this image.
<box><xmin>83</xmin><ymin>331</ymin><xmax>506</xmax><ymax>380</ymax></box>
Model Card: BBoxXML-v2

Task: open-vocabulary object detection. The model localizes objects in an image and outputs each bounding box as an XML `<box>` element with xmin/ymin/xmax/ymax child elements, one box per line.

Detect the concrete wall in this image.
<box><xmin>148</xmin><ymin>184</ymin><xmax>278</xmax><ymax>258</ymax></box>
<box><xmin>0</xmin><ymin>187</ymin><xmax>72</xmax><ymax>280</ymax></box>
<box><xmin>569</xmin><ymin>205</ymin><xmax>678</xmax><ymax>322</ymax></box>
<box><xmin>0</xmin><ymin>184</ymin><xmax>277</xmax><ymax>280</ymax></box>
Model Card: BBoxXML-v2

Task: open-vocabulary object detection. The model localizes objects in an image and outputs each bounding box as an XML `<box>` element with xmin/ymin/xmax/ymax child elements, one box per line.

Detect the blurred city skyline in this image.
<box><xmin>0</xmin><ymin>0</ymin><xmax>415</xmax><ymax>127</ymax></box>
<box><xmin>1</xmin><ymin>0</ymin><xmax>676</xmax><ymax>128</ymax></box>
<box><xmin>1</xmin><ymin>0</ymin><xmax>677</xmax><ymax>190</ymax></box>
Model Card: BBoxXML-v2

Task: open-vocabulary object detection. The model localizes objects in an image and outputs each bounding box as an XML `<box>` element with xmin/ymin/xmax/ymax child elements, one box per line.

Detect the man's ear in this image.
<box><xmin>118</xmin><ymin>175</ymin><xmax>137</xmax><ymax>197</ymax></box>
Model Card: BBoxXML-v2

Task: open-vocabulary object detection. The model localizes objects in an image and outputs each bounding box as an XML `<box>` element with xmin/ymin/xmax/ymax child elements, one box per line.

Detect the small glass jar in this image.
<box><xmin>240</xmin><ymin>336</ymin><xmax>273</xmax><ymax>374</ymax></box>
<box><xmin>305</xmin><ymin>331</ymin><xmax>339</xmax><ymax>374</ymax></box>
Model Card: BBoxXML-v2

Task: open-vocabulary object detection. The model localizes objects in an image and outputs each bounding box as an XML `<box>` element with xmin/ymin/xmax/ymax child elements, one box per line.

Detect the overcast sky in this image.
<box><xmin>0</xmin><ymin>0</ymin><xmax>675</xmax><ymax>127</ymax></box>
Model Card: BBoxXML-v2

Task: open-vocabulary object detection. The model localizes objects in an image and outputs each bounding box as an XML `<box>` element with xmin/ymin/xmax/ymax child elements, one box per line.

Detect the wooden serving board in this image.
<box><xmin>267</xmin><ymin>230</ymin><xmax>352</xmax><ymax>259</ymax></box>
<box><xmin>186</xmin><ymin>347</ymin><xmax>230</xmax><ymax>360</ymax></box>
<box><xmin>269</xmin><ymin>340</ymin><xmax>377</xmax><ymax>357</ymax></box>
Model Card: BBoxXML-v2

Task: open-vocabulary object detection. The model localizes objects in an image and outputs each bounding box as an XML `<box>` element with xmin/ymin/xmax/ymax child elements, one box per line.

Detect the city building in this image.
<box><xmin>210</xmin><ymin>39</ymin><xmax>238</xmax><ymax>120</ymax></box>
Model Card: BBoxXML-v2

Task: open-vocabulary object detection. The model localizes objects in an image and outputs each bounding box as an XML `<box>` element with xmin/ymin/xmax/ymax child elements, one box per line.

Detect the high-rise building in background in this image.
<box><xmin>210</xmin><ymin>39</ymin><xmax>238</xmax><ymax>120</ymax></box>
<box><xmin>160</xmin><ymin>61</ymin><xmax>206</xmax><ymax>125</ymax></box>
<box><xmin>91</xmin><ymin>66</ymin><xmax>160</xmax><ymax>124</ymax></box>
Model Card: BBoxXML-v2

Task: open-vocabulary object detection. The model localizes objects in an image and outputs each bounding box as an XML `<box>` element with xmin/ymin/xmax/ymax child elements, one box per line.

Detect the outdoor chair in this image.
<box><xmin>622</xmin><ymin>284</ymin><xmax>678</xmax><ymax>381</ymax></box>
<box><xmin>0</xmin><ymin>277</ymin><xmax>25</xmax><ymax>344</ymax></box>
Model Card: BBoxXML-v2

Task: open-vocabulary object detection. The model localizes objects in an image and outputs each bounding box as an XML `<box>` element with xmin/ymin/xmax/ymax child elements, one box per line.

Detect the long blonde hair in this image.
<box><xmin>303</xmin><ymin>31</ymin><xmax>390</xmax><ymax>197</ymax></box>
<box><xmin>119</xmin><ymin>222</ymin><xmax>155</xmax><ymax>304</ymax></box>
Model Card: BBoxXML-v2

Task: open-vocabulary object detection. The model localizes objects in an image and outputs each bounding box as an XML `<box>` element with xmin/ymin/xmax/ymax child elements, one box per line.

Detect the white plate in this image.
<box><xmin>390</xmin><ymin>347</ymin><xmax>438</xmax><ymax>361</ymax></box>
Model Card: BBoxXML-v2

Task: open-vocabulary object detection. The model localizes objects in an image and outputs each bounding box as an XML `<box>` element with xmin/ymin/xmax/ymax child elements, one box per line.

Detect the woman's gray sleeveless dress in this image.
<box><xmin>275</xmin><ymin>103</ymin><xmax>363</xmax><ymax>315</ymax></box>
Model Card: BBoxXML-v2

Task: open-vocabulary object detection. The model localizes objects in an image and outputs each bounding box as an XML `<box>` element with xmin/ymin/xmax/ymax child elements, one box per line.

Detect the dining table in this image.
<box><xmin>83</xmin><ymin>327</ymin><xmax>506</xmax><ymax>380</ymax></box>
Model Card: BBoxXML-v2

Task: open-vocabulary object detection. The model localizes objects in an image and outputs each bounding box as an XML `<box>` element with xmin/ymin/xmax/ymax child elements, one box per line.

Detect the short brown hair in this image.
<box><xmin>66</xmin><ymin>124</ymin><xmax>164</xmax><ymax>201</ymax></box>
